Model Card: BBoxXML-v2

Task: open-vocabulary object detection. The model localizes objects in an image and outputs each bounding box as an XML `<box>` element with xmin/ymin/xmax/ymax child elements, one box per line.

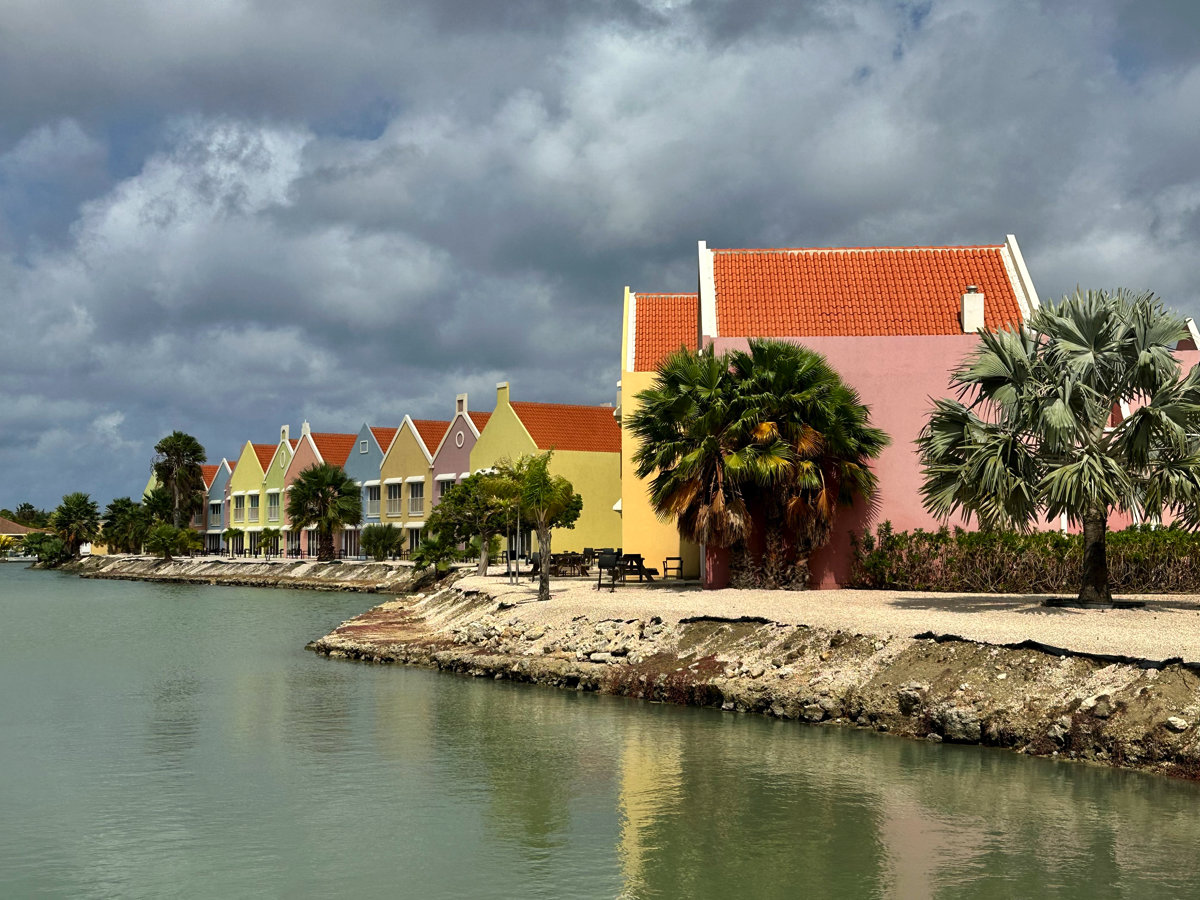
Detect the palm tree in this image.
<box><xmin>918</xmin><ymin>288</ymin><xmax>1200</xmax><ymax>607</ymax></box>
<box><xmin>50</xmin><ymin>492</ymin><xmax>101</xmax><ymax>558</ymax></box>
<box><xmin>285</xmin><ymin>463</ymin><xmax>363</xmax><ymax>562</ymax></box>
<box><xmin>627</xmin><ymin>341</ymin><xmax>887</xmax><ymax>588</ymax></box>
<box><xmin>500</xmin><ymin>453</ymin><xmax>582</xmax><ymax>602</ymax></box>
<box><xmin>152</xmin><ymin>431</ymin><xmax>207</xmax><ymax>528</ymax></box>
<box><xmin>257</xmin><ymin>526</ymin><xmax>282</xmax><ymax>558</ymax></box>
<box><xmin>103</xmin><ymin>497</ymin><xmax>151</xmax><ymax>554</ymax></box>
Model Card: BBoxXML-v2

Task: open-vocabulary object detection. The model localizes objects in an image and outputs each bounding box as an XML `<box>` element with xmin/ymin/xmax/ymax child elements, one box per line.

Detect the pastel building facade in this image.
<box><xmin>471</xmin><ymin>382</ymin><xmax>622</xmax><ymax>553</ymax></box>
<box><xmin>380</xmin><ymin>416</ymin><xmax>451</xmax><ymax>553</ymax></box>
<box><xmin>429</xmin><ymin>394</ymin><xmax>491</xmax><ymax>508</ymax></box>
<box><xmin>344</xmin><ymin>423</ymin><xmax>398</xmax><ymax>534</ymax></box>
<box><xmin>282</xmin><ymin>424</ymin><xmax>358</xmax><ymax>556</ymax></box>
<box><xmin>226</xmin><ymin>440</ymin><xmax>277</xmax><ymax>555</ymax></box>
<box><xmin>260</xmin><ymin>426</ymin><xmax>296</xmax><ymax>554</ymax></box>
<box><xmin>203</xmin><ymin>460</ymin><xmax>233</xmax><ymax>553</ymax></box>
<box><xmin>620</xmin><ymin>237</ymin><xmax>1042</xmax><ymax>587</ymax></box>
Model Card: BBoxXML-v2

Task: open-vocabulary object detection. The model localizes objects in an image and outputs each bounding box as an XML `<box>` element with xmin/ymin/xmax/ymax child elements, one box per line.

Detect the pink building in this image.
<box><xmin>429</xmin><ymin>393</ymin><xmax>491</xmax><ymax>508</ymax></box>
<box><xmin>621</xmin><ymin>236</ymin><xmax>1043</xmax><ymax>587</ymax></box>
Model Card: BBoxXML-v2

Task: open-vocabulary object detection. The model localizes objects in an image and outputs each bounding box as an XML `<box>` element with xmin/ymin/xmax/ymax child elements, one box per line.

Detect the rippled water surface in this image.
<box><xmin>2</xmin><ymin>564</ymin><xmax>1200</xmax><ymax>898</ymax></box>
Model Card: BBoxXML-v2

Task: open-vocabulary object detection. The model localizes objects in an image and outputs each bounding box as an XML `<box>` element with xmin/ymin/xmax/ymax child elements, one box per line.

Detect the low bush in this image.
<box><xmin>850</xmin><ymin>522</ymin><xmax>1200</xmax><ymax>594</ymax></box>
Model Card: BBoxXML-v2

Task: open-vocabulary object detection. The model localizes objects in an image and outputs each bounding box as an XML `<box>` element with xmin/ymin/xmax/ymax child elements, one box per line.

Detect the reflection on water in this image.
<box><xmin>2</xmin><ymin>565</ymin><xmax>1199</xmax><ymax>899</ymax></box>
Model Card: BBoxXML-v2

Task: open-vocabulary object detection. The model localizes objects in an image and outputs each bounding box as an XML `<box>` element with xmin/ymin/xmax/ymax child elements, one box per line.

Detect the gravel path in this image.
<box><xmin>457</xmin><ymin>574</ymin><xmax>1200</xmax><ymax>665</ymax></box>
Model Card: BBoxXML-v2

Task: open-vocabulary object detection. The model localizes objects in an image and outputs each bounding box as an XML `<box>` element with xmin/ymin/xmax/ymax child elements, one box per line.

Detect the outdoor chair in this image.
<box><xmin>663</xmin><ymin>557</ymin><xmax>683</xmax><ymax>579</ymax></box>
<box><xmin>595</xmin><ymin>553</ymin><xmax>623</xmax><ymax>592</ymax></box>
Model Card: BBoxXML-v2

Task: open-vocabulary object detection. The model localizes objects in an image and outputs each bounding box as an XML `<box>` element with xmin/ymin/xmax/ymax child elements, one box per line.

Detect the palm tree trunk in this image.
<box><xmin>476</xmin><ymin>535</ymin><xmax>490</xmax><ymax>576</ymax></box>
<box><xmin>1078</xmin><ymin>510</ymin><xmax>1112</xmax><ymax>606</ymax></box>
<box><xmin>319</xmin><ymin>529</ymin><xmax>335</xmax><ymax>562</ymax></box>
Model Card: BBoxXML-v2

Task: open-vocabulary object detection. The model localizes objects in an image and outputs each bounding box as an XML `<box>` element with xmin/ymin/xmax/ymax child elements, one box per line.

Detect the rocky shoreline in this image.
<box><xmin>308</xmin><ymin>580</ymin><xmax>1200</xmax><ymax>782</ymax></box>
<box><xmin>66</xmin><ymin>554</ymin><xmax>435</xmax><ymax>593</ymax></box>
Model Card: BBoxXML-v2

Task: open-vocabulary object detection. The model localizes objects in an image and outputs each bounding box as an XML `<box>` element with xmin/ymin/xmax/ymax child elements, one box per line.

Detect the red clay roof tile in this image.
<box><xmin>252</xmin><ymin>444</ymin><xmax>276</xmax><ymax>471</ymax></box>
<box><xmin>467</xmin><ymin>410</ymin><xmax>491</xmax><ymax>433</ymax></box>
<box><xmin>200</xmin><ymin>465</ymin><xmax>220</xmax><ymax>489</ymax></box>
<box><xmin>711</xmin><ymin>245</ymin><xmax>1024</xmax><ymax>337</ymax></box>
<box><xmin>369</xmin><ymin>426</ymin><xmax>399</xmax><ymax>453</ymax></box>
<box><xmin>309</xmin><ymin>433</ymin><xmax>358</xmax><ymax>467</ymax></box>
<box><xmin>411</xmin><ymin>420</ymin><xmax>451</xmax><ymax>455</ymax></box>
<box><xmin>510</xmin><ymin>402</ymin><xmax>620</xmax><ymax>453</ymax></box>
<box><xmin>633</xmin><ymin>292</ymin><xmax>699</xmax><ymax>371</ymax></box>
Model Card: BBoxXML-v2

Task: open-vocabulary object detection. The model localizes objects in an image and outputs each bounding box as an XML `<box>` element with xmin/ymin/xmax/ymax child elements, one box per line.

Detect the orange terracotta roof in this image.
<box><xmin>511</xmin><ymin>402</ymin><xmax>620</xmax><ymax>453</ymax></box>
<box><xmin>411</xmin><ymin>419</ymin><xmax>451</xmax><ymax>455</ymax></box>
<box><xmin>467</xmin><ymin>410</ymin><xmax>491</xmax><ymax>433</ymax></box>
<box><xmin>310</xmin><ymin>432</ymin><xmax>358</xmax><ymax>467</ymax></box>
<box><xmin>252</xmin><ymin>444</ymin><xmax>276</xmax><ymax>471</ymax></box>
<box><xmin>711</xmin><ymin>245</ymin><xmax>1024</xmax><ymax>337</ymax></box>
<box><xmin>0</xmin><ymin>515</ymin><xmax>41</xmax><ymax>535</ymax></box>
<box><xmin>633</xmin><ymin>292</ymin><xmax>699</xmax><ymax>371</ymax></box>
<box><xmin>200</xmin><ymin>465</ymin><xmax>220</xmax><ymax>489</ymax></box>
<box><xmin>370</xmin><ymin>426</ymin><xmax>398</xmax><ymax>452</ymax></box>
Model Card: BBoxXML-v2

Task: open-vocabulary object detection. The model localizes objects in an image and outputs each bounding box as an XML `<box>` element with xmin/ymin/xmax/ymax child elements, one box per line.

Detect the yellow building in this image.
<box><xmin>226</xmin><ymin>438</ymin><xmax>277</xmax><ymax>554</ymax></box>
<box><xmin>470</xmin><ymin>382</ymin><xmax>622</xmax><ymax>553</ymax></box>
<box><xmin>618</xmin><ymin>288</ymin><xmax>702</xmax><ymax>577</ymax></box>
<box><xmin>379</xmin><ymin>415</ymin><xmax>450</xmax><ymax>554</ymax></box>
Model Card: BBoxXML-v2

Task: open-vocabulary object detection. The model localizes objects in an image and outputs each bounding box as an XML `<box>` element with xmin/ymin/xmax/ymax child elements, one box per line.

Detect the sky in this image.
<box><xmin>2</xmin><ymin>0</ymin><xmax>1199</xmax><ymax>510</ymax></box>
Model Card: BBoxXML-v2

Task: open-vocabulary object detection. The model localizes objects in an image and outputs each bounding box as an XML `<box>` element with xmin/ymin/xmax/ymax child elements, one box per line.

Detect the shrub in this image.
<box><xmin>850</xmin><ymin>522</ymin><xmax>1200</xmax><ymax>594</ymax></box>
<box><xmin>23</xmin><ymin>533</ymin><xmax>71</xmax><ymax>567</ymax></box>
<box><xmin>361</xmin><ymin>524</ymin><xmax>402</xmax><ymax>561</ymax></box>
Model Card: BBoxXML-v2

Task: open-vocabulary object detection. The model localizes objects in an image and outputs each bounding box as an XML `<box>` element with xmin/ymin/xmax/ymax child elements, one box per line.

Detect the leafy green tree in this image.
<box><xmin>361</xmin><ymin>523</ymin><xmax>402</xmax><ymax>561</ymax></box>
<box><xmin>145</xmin><ymin>523</ymin><xmax>198</xmax><ymax>561</ymax></box>
<box><xmin>50</xmin><ymin>492</ymin><xmax>101</xmax><ymax>558</ymax></box>
<box><xmin>628</xmin><ymin>340</ymin><xmax>888</xmax><ymax>588</ymax></box>
<box><xmin>222</xmin><ymin>526</ymin><xmax>244</xmax><ymax>555</ymax></box>
<box><xmin>0</xmin><ymin>535</ymin><xmax>17</xmax><ymax>557</ymax></box>
<box><xmin>918</xmin><ymin>288</ymin><xmax>1200</xmax><ymax>606</ymax></box>
<box><xmin>424</xmin><ymin>473</ymin><xmax>511</xmax><ymax>574</ymax></box>
<box><xmin>5</xmin><ymin>502</ymin><xmax>50</xmax><ymax>527</ymax></box>
<box><xmin>257</xmin><ymin>526</ymin><xmax>282</xmax><ymax>558</ymax></box>
<box><xmin>285</xmin><ymin>463</ymin><xmax>363</xmax><ymax>562</ymax></box>
<box><xmin>103</xmin><ymin>497</ymin><xmax>152</xmax><ymax>554</ymax></box>
<box><xmin>23</xmin><ymin>532</ymin><xmax>70</xmax><ymax>566</ymax></box>
<box><xmin>142</xmin><ymin>485</ymin><xmax>174</xmax><ymax>525</ymax></box>
<box><xmin>498</xmin><ymin>453</ymin><xmax>582</xmax><ymax>602</ymax></box>
<box><xmin>152</xmin><ymin>431</ymin><xmax>207</xmax><ymax>528</ymax></box>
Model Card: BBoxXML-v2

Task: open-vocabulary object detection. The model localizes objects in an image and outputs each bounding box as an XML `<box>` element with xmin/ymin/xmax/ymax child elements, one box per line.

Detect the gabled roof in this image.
<box><xmin>467</xmin><ymin>410</ymin><xmax>491</xmax><ymax>433</ymax></box>
<box><xmin>630</xmin><ymin>292</ymin><xmax>699</xmax><ymax>372</ymax></box>
<box><xmin>369</xmin><ymin>426</ymin><xmax>398</xmax><ymax>453</ymax></box>
<box><xmin>510</xmin><ymin>402</ymin><xmax>620</xmax><ymax>453</ymax></box>
<box><xmin>200</xmin><ymin>465</ymin><xmax>220</xmax><ymax>489</ymax></box>
<box><xmin>252</xmin><ymin>444</ymin><xmax>276</xmax><ymax>471</ymax></box>
<box><xmin>0</xmin><ymin>515</ymin><xmax>40</xmax><ymax>535</ymax></box>
<box><xmin>309</xmin><ymin>433</ymin><xmax>358</xmax><ymax>467</ymax></box>
<box><xmin>411</xmin><ymin>420</ymin><xmax>451</xmax><ymax>456</ymax></box>
<box><xmin>709</xmin><ymin>244</ymin><xmax>1029</xmax><ymax>338</ymax></box>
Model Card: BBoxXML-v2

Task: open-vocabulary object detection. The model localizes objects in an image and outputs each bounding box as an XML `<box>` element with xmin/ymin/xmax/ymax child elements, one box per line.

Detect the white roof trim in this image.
<box><xmin>626</xmin><ymin>290</ymin><xmax>638</xmax><ymax>372</ymax></box>
<box><xmin>698</xmin><ymin>240</ymin><xmax>718</xmax><ymax>339</ymax></box>
<box><xmin>434</xmin><ymin>473</ymin><xmax>457</xmax><ymax>481</ymax></box>
<box><xmin>362</xmin><ymin>479</ymin><xmax>380</xmax><ymax>487</ymax></box>
<box><xmin>1004</xmin><ymin>234</ymin><xmax>1040</xmax><ymax>317</ymax></box>
<box><xmin>383</xmin><ymin>477</ymin><xmax>404</xmax><ymax>485</ymax></box>
<box><xmin>405</xmin><ymin>475</ymin><xmax>426</xmax><ymax>483</ymax></box>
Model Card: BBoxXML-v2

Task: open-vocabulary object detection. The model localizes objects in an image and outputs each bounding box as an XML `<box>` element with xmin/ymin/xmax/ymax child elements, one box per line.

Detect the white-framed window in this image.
<box><xmin>233</xmin><ymin>495</ymin><xmax>245</xmax><ymax>523</ymax></box>
<box><xmin>268</xmin><ymin>493</ymin><xmax>280</xmax><ymax>522</ymax></box>
<box><xmin>209</xmin><ymin>502</ymin><xmax>222</xmax><ymax>527</ymax></box>
<box><xmin>248</xmin><ymin>493</ymin><xmax>259</xmax><ymax>523</ymax></box>
<box><xmin>360</xmin><ymin>440</ymin><xmax>369</xmax><ymax>453</ymax></box>
<box><xmin>438</xmin><ymin>478</ymin><xmax>454</xmax><ymax>500</ymax></box>
<box><xmin>409</xmin><ymin>528</ymin><xmax>421</xmax><ymax>552</ymax></box>
<box><xmin>366</xmin><ymin>485</ymin><xmax>381</xmax><ymax>518</ymax></box>
<box><xmin>386</xmin><ymin>483</ymin><xmax>402</xmax><ymax>516</ymax></box>
<box><xmin>408</xmin><ymin>481</ymin><xmax>425</xmax><ymax>516</ymax></box>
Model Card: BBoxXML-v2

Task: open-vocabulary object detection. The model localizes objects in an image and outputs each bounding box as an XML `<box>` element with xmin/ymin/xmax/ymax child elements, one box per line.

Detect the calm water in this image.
<box><xmin>2</xmin><ymin>565</ymin><xmax>1199</xmax><ymax>899</ymax></box>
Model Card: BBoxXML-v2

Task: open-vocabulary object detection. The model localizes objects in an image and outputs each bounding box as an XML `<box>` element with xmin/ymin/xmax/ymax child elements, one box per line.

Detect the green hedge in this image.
<box><xmin>849</xmin><ymin>522</ymin><xmax>1200</xmax><ymax>594</ymax></box>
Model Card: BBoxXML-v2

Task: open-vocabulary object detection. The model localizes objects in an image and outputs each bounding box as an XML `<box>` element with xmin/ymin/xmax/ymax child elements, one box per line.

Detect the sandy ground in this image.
<box><xmin>455</xmin><ymin>573</ymin><xmax>1200</xmax><ymax>665</ymax></box>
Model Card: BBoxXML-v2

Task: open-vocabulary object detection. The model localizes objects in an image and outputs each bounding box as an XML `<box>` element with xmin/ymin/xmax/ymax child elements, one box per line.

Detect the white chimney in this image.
<box><xmin>301</xmin><ymin>420</ymin><xmax>311</xmax><ymax>437</ymax></box>
<box><xmin>456</xmin><ymin>392</ymin><xmax>467</xmax><ymax>415</ymax></box>
<box><xmin>280</xmin><ymin>424</ymin><xmax>290</xmax><ymax>443</ymax></box>
<box><xmin>961</xmin><ymin>286</ymin><xmax>985</xmax><ymax>333</ymax></box>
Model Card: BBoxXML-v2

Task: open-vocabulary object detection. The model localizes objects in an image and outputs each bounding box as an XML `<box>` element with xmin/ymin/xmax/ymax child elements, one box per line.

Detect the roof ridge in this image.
<box><xmin>711</xmin><ymin>245</ymin><xmax>1005</xmax><ymax>253</ymax></box>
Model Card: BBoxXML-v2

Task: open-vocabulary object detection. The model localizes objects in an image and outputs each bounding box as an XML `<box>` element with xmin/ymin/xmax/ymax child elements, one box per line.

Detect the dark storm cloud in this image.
<box><xmin>1</xmin><ymin>0</ymin><xmax>1199</xmax><ymax>508</ymax></box>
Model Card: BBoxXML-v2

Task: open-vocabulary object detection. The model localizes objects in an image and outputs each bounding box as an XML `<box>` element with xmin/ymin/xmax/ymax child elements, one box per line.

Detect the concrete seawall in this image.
<box><xmin>308</xmin><ymin>580</ymin><xmax>1200</xmax><ymax>782</ymax></box>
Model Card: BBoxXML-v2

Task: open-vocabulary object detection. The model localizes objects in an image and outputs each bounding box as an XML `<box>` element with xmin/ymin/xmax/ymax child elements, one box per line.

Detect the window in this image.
<box><xmin>387</xmin><ymin>483</ymin><xmax>402</xmax><ymax>516</ymax></box>
<box><xmin>438</xmin><ymin>478</ymin><xmax>454</xmax><ymax>501</ymax></box>
<box><xmin>209</xmin><ymin>502</ymin><xmax>222</xmax><ymax>527</ymax></box>
<box><xmin>409</xmin><ymin>528</ymin><xmax>421</xmax><ymax>553</ymax></box>
<box><xmin>408</xmin><ymin>481</ymin><xmax>425</xmax><ymax>516</ymax></box>
<box><xmin>366</xmin><ymin>485</ymin><xmax>380</xmax><ymax>518</ymax></box>
<box><xmin>248</xmin><ymin>493</ymin><xmax>259</xmax><ymax>523</ymax></box>
<box><xmin>234</xmin><ymin>495</ymin><xmax>245</xmax><ymax>523</ymax></box>
<box><xmin>360</xmin><ymin>440</ymin><xmax>369</xmax><ymax>453</ymax></box>
<box><xmin>268</xmin><ymin>493</ymin><xmax>280</xmax><ymax>522</ymax></box>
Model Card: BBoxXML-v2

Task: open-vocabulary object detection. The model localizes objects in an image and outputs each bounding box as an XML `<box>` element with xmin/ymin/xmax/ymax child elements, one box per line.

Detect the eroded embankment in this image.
<box><xmin>308</xmin><ymin>582</ymin><xmax>1200</xmax><ymax>781</ymax></box>
<box><xmin>67</xmin><ymin>555</ymin><xmax>434</xmax><ymax>593</ymax></box>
